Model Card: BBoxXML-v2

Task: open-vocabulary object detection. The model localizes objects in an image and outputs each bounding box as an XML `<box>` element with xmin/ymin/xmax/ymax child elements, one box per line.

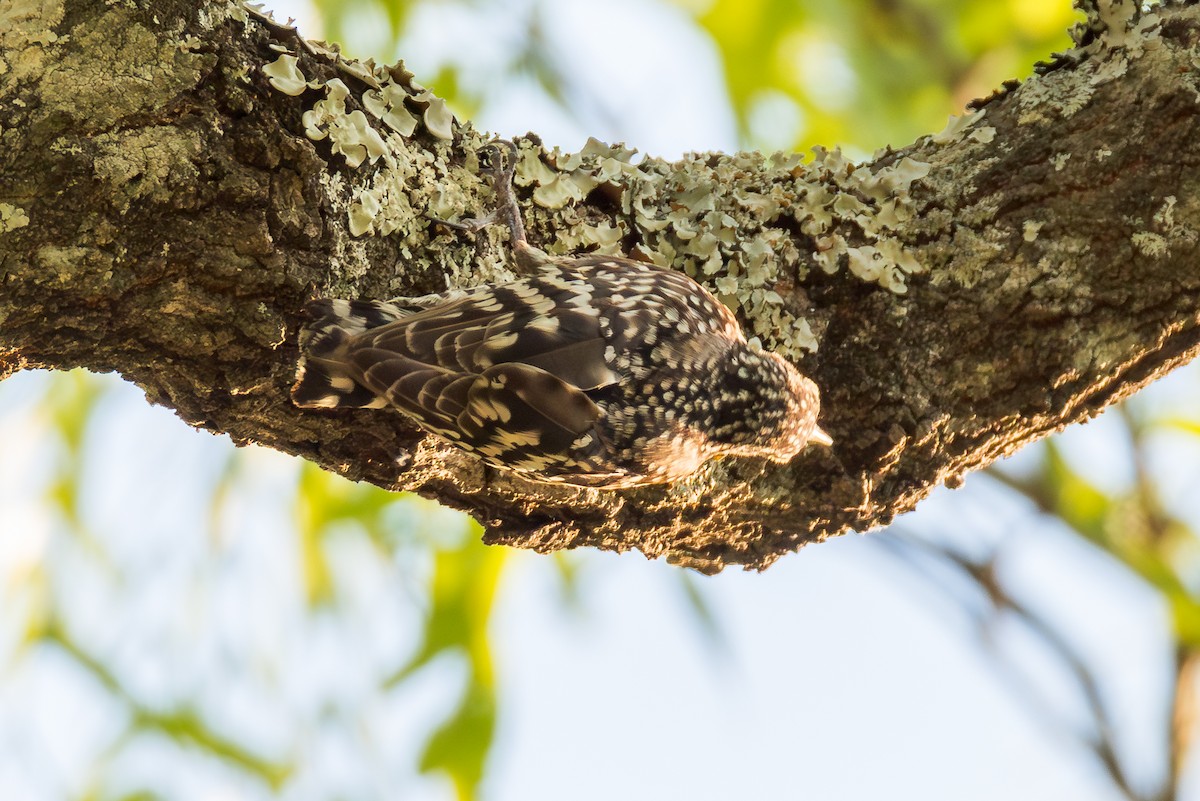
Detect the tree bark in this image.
<box><xmin>3</xmin><ymin>0</ymin><xmax>1199</xmax><ymax>572</ymax></box>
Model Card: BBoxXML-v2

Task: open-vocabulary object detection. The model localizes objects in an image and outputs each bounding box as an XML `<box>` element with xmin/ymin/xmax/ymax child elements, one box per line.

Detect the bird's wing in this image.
<box><xmin>461</xmin><ymin>362</ymin><xmax>603</xmax><ymax>454</ymax></box>
<box><xmin>339</xmin><ymin>278</ymin><xmax>618</xmax><ymax>456</ymax></box>
<box><xmin>356</xmin><ymin>281</ymin><xmax>620</xmax><ymax>391</ymax></box>
<box><xmin>348</xmin><ymin>347</ymin><xmax>602</xmax><ymax>465</ymax></box>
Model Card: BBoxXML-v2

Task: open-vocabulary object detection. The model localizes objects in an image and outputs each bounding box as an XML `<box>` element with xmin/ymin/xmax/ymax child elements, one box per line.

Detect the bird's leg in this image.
<box><xmin>430</xmin><ymin>140</ymin><xmax>549</xmax><ymax>273</ymax></box>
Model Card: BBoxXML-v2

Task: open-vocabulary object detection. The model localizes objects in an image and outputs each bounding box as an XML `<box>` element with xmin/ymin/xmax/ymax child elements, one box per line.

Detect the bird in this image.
<box><xmin>292</xmin><ymin>141</ymin><xmax>831</xmax><ymax>488</ymax></box>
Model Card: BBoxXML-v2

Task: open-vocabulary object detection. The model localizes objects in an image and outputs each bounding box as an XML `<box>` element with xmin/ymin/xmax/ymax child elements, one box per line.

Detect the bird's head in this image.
<box><xmin>705</xmin><ymin>346</ymin><xmax>830</xmax><ymax>464</ymax></box>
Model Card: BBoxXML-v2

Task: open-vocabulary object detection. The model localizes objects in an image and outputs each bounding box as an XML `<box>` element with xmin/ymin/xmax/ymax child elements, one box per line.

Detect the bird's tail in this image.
<box><xmin>291</xmin><ymin>298</ymin><xmax>406</xmax><ymax>409</ymax></box>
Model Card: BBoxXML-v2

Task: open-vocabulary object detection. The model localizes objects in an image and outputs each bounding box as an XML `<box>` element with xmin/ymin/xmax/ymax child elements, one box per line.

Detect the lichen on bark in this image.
<box><xmin>3</xmin><ymin>0</ymin><xmax>1200</xmax><ymax>572</ymax></box>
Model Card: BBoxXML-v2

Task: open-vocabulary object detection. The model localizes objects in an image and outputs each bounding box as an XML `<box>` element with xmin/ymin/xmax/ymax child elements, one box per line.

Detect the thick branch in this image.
<box><xmin>2</xmin><ymin>0</ymin><xmax>1199</xmax><ymax>571</ymax></box>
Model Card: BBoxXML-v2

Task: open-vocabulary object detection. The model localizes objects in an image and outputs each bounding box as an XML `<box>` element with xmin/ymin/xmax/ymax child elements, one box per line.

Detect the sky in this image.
<box><xmin>0</xmin><ymin>1</ymin><xmax>1188</xmax><ymax>800</ymax></box>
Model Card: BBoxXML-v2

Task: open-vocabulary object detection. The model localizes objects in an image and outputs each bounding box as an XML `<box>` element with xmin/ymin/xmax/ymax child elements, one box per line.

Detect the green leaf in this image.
<box><xmin>418</xmin><ymin>681</ymin><xmax>496</xmax><ymax>800</ymax></box>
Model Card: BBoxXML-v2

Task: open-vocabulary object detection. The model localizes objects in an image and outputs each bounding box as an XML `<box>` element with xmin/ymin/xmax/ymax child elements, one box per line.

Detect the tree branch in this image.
<box><xmin>3</xmin><ymin>0</ymin><xmax>1199</xmax><ymax>571</ymax></box>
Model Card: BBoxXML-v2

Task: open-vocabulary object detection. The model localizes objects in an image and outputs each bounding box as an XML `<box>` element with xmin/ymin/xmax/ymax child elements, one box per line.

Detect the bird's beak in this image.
<box><xmin>809</xmin><ymin>425</ymin><xmax>833</xmax><ymax>447</ymax></box>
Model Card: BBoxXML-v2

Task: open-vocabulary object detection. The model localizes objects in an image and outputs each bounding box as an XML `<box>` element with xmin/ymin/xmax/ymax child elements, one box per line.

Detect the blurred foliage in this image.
<box><xmin>997</xmin><ymin>435</ymin><xmax>1200</xmax><ymax>649</ymax></box>
<box><xmin>2</xmin><ymin>370</ymin><xmax>508</xmax><ymax>800</ymax></box>
<box><xmin>387</xmin><ymin>513</ymin><xmax>504</xmax><ymax>798</ymax></box>
<box><xmin>313</xmin><ymin>0</ymin><xmax>411</xmax><ymax>46</ymax></box>
<box><xmin>11</xmin><ymin>373</ymin><xmax>294</xmax><ymax>795</ymax></box>
<box><xmin>305</xmin><ymin>0</ymin><xmax>1078</xmax><ymax>152</ymax></box>
<box><xmin>875</xmin><ymin>389</ymin><xmax>1200</xmax><ymax>800</ymax></box>
<box><xmin>685</xmin><ymin>0</ymin><xmax>1078</xmax><ymax>150</ymax></box>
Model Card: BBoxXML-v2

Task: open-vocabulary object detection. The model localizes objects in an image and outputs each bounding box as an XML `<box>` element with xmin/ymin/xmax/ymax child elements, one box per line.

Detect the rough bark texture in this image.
<box><xmin>3</xmin><ymin>0</ymin><xmax>1199</xmax><ymax>572</ymax></box>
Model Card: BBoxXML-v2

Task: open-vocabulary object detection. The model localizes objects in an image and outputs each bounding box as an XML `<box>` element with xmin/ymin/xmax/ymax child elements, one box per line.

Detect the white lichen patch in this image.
<box><xmin>577</xmin><ymin>220</ymin><xmax>625</xmax><ymax>253</ymax></box>
<box><xmin>1052</xmin><ymin>152</ymin><xmax>1071</xmax><ymax>171</ymax></box>
<box><xmin>414</xmin><ymin>86</ymin><xmax>454</xmax><ymax>141</ymax></box>
<box><xmin>1094</xmin><ymin>4</ymin><xmax>1162</xmax><ymax>53</ymax></box>
<box><xmin>362</xmin><ymin>82</ymin><xmax>418</xmax><ymax>136</ymax></box>
<box><xmin>0</xmin><ymin>0</ymin><xmax>65</xmax><ymax>63</ymax></box>
<box><xmin>513</xmin><ymin>138</ymin><xmax>930</xmax><ymax>358</ymax></box>
<box><xmin>261</xmin><ymin>44</ymin><xmax>458</xmax><ymax>170</ymax></box>
<box><xmin>261</xmin><ymin>53</ymin><xmax>315</xmax><ymax>96</ymax></box>
<box><xmin>342</xmin><ymin>140</ymin><xmax>513</xmax><ymax>289</ymax></box>
<box><xmin>932</xmin><ymin>226</ymin><xmax>1009</xmax><ymax>290</ymax></box>
<box><xmin>1132</xmin><ymin>231</ymin><xmax>1168</xmax><ymax>257</ymax></box>
<box><xmin>1016</xmin><ymin>3</ymin><xmax>1163</xmax><ymax>125</ymax></box>
<box><xmin>347</xmin><ymin>144</ymin><xmax>457</xmax><ymax>237</ymax></box>
<box><xmin>254</xmin><ymin>37</ymin><xmax>541</xmax><ymax>293</ymax></box>
<box><xmin>931</xmin><ymin>110</ymin><xmax>985</xmax><ymax>145</ymax></box>
<box><xmin>969</xmin><ymin>127</ymin><xmax>996</xmax><ymax>144</ymax></box>
<box><xmin>0</xmin><ymin>203</ymin><xmax>30</xmax><ymax>232</ymax></box>
<box><xmin>1090</xmin><ymin>54</ymin><xmax>1129</xmax><ymax>86</ymax></box>
<box><xmin>1154</xmin><ymin>195</ymin><xmax>1178</xmax><ymax>231</ymax></box>
<box><xmin>1023</xmin><ymin>220</ymin><xmax>1044</xmax><ymax>242</ymax></box>
<box><xmin>1018</xmin><ymin>66</ymin><xmax>1097</xmax><ymax>124</ymax></box>
<box><xmin>92</xmin><ymin>126</ymin><xmax>203</xmax><ymax>213</ymax></box>
<box><xmin>1136</xmin><ymin>195</ymin><xmax>1198</xmax><ymax>254</ymax></box>
<box><xmin>1</xmin><ymin>0</ymin><xmax>61</xmax><ymax>105</ymax></box>
<box><xmin>31</xmin><ymin>5</ymin><xmax>214</xmax><ymax>129</ymax></box>
<box><xmin>199</xmin><ymin>2</ymin><xmax>248</xmax><ymax>29</ymax></box>
<box><xmin>515</xmin><ymin>139</ymin><xmax>639</xmax><ymax>210</ymax></box>
<box><xmin>300</xmin><ymin>79</ymin><xmax>390</xmax><ymax>168</ymax></box>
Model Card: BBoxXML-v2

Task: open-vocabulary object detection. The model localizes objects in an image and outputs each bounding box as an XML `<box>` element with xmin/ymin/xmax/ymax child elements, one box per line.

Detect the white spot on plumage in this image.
<box><xmin>498</xmin><ymin>429</ymin><xmax>541</xmax><ymax>447</ymax></box>
<box><xmin>310</xmin><ymin>395</ymin><xmax>343</xmax><ymax>409</ymax></box>
<box><xmin>487</xmin><ymin>331</ymin><xmax>519</xmax><ymax>349</ymax></box>
<box><xmin>528</xmin><ymin>315</ymin><xmax>560</xmax><ymax>333</ymax></box>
